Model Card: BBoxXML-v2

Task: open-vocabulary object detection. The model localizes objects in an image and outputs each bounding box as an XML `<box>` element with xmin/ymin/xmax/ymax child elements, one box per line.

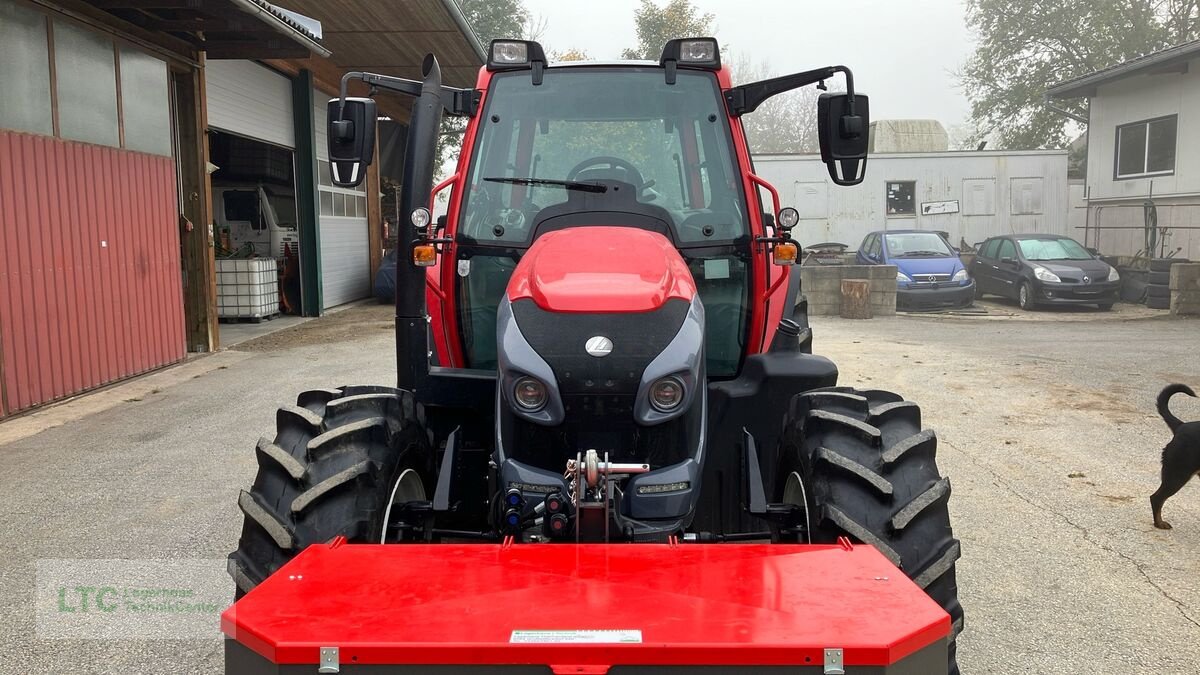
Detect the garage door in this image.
<box><xmin>315</xmin><ymin>94</ymin><xmax>371</xmax><ymax>308</ymax></box>
<box><xmin>206</xmin><ymin>60</ymin><xmax>294</xmax><ymax>148</ymax></box>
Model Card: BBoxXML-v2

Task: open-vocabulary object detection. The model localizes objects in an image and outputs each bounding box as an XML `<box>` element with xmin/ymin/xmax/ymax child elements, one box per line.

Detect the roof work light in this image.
<box><xmin>487</xmin><ymin>40</ymin><xmax>548</xmax><ymax>71</ymax></box>
<box><xmin>659</xmin><ymin>37</ymin><xmax>721</xmax><ymax>69</ymax></box>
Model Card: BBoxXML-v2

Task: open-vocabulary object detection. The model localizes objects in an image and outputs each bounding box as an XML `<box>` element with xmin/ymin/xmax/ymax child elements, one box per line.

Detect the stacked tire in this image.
<box><xmin>1146</xmin><ymin>258</ymin><xmax>1189</xmax><ymax>310</ymax></box>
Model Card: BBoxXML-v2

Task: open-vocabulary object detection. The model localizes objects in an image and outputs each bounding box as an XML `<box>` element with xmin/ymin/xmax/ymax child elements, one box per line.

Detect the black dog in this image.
<box><xmin>1151</xmin><ymin>384</ymin><xmax>1199</xmax><ymax>529</ymax></box>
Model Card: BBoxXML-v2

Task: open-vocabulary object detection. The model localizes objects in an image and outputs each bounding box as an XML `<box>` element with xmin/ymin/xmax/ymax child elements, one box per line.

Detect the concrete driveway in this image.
<box><xmin>0</xmin><ymin>303</ymin><xmax>1197</xmax><ymax>673</ymax></box>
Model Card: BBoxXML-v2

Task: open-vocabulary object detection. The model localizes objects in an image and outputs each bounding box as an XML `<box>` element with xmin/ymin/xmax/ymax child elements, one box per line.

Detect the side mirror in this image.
<box><xmin>1000</xmin><ymin>256</ymin><xmax>1017</xmax><ymax>266</ymax></box>
<box><xmin>327</xmin><ymin>97</ymin><xmax>377</xmax><ymax>188</ymax></box>
<box><xmin>817</xmin><ymin>92</ymin><xmax>869</xmax><ymax>186</ymax></box>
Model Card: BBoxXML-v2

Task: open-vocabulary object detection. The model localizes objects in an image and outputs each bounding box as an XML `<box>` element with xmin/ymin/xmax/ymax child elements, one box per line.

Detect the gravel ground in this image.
<box><xmin>0</xmin><ymin>303</ymin><xmax>1197</xmax><ymax>673</ymax></box>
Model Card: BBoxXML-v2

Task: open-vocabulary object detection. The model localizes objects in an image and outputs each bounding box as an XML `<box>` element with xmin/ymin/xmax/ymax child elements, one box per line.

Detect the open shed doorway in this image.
<box><xmin>208</xmin><ymin>130</ymin><xmax>304</xmax><ymax>316</ymax></box>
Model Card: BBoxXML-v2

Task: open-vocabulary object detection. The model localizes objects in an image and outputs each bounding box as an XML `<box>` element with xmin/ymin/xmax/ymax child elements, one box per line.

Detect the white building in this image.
<box><xmin>1047</xmin><ymin>39</ymin><xmax>1200</xmax><ymax>260</ymax></box>
<box><xmin>753</xmin><ymin>150</ymin><xmax>1070</xmax><ymax>251</ymax></box>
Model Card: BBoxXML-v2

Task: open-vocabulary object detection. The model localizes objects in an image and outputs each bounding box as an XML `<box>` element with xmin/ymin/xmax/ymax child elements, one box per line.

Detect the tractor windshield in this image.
<box><xmin>459</xmin><ymin>68</ymin><xmax>748</xmax><ymax>245</ymax></box>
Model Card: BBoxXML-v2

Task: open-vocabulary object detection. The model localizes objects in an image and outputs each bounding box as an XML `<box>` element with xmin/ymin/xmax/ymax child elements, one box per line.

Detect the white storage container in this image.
<box><xmin>216</xmin><ymin>258</ymin><xmax>280</xmax><ymax>320</ymax></box>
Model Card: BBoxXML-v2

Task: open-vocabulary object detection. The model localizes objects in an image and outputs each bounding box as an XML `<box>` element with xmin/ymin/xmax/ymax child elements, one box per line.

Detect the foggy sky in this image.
<box><xmin>523</xmin><ymin>0</ymin><xmax>975</xmax><ymax>128</ymax></box>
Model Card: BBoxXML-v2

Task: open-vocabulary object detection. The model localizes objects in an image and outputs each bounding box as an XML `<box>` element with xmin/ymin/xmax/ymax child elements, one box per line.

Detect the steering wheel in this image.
<box><xmin>566</xmin><ymin>156</ymin><xmax>648</xmax><ymax>191</ymax></box>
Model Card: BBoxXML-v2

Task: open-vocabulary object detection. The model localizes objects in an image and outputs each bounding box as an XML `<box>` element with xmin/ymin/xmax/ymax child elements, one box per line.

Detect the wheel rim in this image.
<box><xmin>781</xmin><ymin>472</ymin><xmax>811</xmax><ymax>544</ymax></box>
<box><xmin>1019</xmin><ymin>284</ymin><xmax>1029</xmax><ymax>308</ymax></box>
<box><xmin>380</xmin><ymin>468</ymin><xmax>426</xmax><ymax>543</ymax></box>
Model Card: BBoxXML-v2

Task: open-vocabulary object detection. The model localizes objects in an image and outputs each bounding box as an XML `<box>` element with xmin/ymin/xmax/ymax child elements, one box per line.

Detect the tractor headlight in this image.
<box><xmin>513</xmin><ymin>376</ymin><xmax>548</xmax><ymax>411</ymax></box>
<box><xmin>952</xmin><ymin>269</ymin><xmax>969</xmax><ymax>283</ymax></box>
<box><xmin>778</xmin><ymin>207</ymin><xmax>800</xmax><ymax>229</ymax></box>
<box><xmin>649</xmin><ymin>377</ymin><xmax>685</xmax><ymax>412</ymax></box>
<box><xmin>410</xmin><ymin>207</ymin><xmax>431</xmax><ymax>230</ymax></box>
<box><xmin>1033</xmin><ymin>265</ymin><xmax>1061</xmax><ymax>283</ymax></box>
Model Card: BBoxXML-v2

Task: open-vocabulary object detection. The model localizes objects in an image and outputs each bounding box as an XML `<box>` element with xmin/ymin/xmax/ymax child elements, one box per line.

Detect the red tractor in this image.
<box><xmin>224</xmin><ymin>38</ymin><xmax>962</xmax><ymax>674</ymax></box>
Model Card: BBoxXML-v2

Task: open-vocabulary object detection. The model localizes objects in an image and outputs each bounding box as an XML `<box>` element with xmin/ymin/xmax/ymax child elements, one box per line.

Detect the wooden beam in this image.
<box><xmin>91</xmin><ymin>0</ymin><xmax>205</xmax><ymax>9</ymax></box>
<box><xmin>366</xmin><ymin>135</ymin><xmax>383</xmax><ymax>281</ymax></box>
<box><xmin>143</xmin><ymin>17</ymin><xmax>255</xmax><ymax>32</ymax></box>
<box><xmin>204</xmin><ymin>43</ymin><xmax>311</xmax><ymax>60</ymax></box>
<box><xmin>175</xmin><ymin>60</ymin><xmax>218</xmax><ymax>351</ymax></box>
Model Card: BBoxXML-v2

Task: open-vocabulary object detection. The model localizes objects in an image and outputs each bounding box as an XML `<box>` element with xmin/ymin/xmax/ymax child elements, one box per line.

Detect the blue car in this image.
<box><xmin>855</xmin><ymin>230</ymin><xmax>975</xmax><ymax>310</ymax></box>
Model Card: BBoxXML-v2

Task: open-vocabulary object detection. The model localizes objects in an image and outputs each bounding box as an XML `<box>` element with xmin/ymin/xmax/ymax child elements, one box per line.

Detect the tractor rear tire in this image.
<box><xmin>776</xmin><ymin>387</ymin><xmax>964</xmax><ymax>674</ymax></box>
<box><xmin>227</xmin><ymin>385</ymin><xmax>433</xmax><ymax>596</ymax></box>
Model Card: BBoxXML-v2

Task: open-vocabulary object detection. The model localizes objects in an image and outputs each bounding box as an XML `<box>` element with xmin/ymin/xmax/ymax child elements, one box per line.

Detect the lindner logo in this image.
<box><xmin>585</xmin><ymin>336</ymin><xmax>613</xmax><ymax>357</ymax></box>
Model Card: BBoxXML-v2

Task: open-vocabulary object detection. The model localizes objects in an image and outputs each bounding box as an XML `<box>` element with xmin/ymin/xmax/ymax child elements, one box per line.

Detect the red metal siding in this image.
<box><xmin>0</xmin><ymin>131</ymin><xmax>185</xmax><ymax>417</ymax></box>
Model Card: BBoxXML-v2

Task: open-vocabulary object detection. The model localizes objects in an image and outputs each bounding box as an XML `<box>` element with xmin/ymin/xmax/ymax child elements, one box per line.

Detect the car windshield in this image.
<box><xmin>884</xmin><ymin>232</ymin><xmax>952</xmax><ymax>257</ymax></box>
<box><xmin>1017</xmin><ymin>238</ymin><xmax>1092</xmax><ymax>261</ymax></box>
<box><xmin>459</xmin><ymin>68</ymin><xmax>746</xmax><ymax>245</ymax></box>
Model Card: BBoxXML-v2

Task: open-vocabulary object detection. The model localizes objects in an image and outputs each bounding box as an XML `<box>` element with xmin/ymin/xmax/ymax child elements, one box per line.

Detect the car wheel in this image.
<box><xmin>973</xmin><ymin>283</ymin><xmax>984</xmax><ymax>300</ymax></box>
<box><xmin>1018</xmin><ymin>281</ymin><xmax>1036</xmax><ymax>310</ymax></box>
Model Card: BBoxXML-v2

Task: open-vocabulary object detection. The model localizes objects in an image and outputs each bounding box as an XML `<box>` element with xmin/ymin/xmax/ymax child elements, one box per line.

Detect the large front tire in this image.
<box><xmin>227</xmin><ymin>386</ymin><xmax>433</xmax><ymax>595</ymax></box>
<box><xmin>776</xmin><ymin>387</ymin><xmax>964</xmax><ymax>674</ymax></box>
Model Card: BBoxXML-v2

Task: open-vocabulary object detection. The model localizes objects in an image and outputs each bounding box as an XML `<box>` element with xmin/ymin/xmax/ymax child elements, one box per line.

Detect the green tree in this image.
<box><xmin>459</xmin><ymin>0</ymin><xmax>528</xmax><ymax>44</ymax></box>
<box><xmin>961</xmin><ymin>0</ymin><xmax>1199</xmax><ymax>149</ymax></box>
<box><xmin>437</xmin><ymin>0</ymin><xmax>531</xmax><ymax>173</ymax></box>
<box><xmin>621</xmin><ymin>0</ymin><xmax>715</xmax><ymax>60</ymax></box>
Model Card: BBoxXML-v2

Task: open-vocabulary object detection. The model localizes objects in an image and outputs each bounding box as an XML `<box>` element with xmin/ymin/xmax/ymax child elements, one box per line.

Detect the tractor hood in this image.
<box><xmin>507</xmin><ymin>227</ymin><xmax>697</xmax><ymax>313</ymax></box>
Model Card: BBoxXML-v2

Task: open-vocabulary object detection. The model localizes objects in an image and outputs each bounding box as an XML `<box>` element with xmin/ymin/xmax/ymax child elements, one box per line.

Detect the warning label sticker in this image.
<box><xmin>510</xmin><ymin>629</ymin><xmax>643</xmax><ymax>644</ymax></box>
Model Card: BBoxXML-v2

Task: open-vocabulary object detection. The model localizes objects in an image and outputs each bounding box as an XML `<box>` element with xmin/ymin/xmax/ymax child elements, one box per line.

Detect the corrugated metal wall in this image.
<box><xmin>0</xmin><ymin>131</ymin><xmax>185</xmax><ymax>417</ymax></box>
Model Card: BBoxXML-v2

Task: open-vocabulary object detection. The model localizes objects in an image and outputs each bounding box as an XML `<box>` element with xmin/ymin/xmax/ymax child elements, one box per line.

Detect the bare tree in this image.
<box><xmin>727</xmin><ymin>52</ymin><xmax>821</xmax><ymax>155</ymax></box>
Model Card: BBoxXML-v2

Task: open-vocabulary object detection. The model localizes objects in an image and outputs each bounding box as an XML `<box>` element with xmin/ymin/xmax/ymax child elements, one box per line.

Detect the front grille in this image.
<box><xmin>910</xmin><ymin>273</ymin><xmax>952</xmax><ymax>283</ymax></box>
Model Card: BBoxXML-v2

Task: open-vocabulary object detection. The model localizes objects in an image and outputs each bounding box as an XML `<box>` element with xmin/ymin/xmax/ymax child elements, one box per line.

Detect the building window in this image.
<box><xmin>317</xmin><ymin>158</ymin><xmax>366</xmax><ymax>219</ymax></box>
<box><xmin>54</xmin><ymin>20</ymin><xmax>120</xmax><ymax>147</ymax></box>
<box><xmin>0</xmin><ymin>1</ymin><xmax>171</xmax><ymax>156</ymax></box>
<box><xmin>0</xmin><ymin>0</ymin><xmax>53</xmax><ymax>135</ymax></box>
<box><xmin>119</xmin><ymin>47</ymin><xmax>171</xmax><ymax>156</ymax></box>
<box><xmin>1115</xmin><ymin>116</ymin><xmax>1177</xmax><ymax>179</ymax></box>
<box><xmin>886</xmin><ymin>181</ymin><xmax>916</xmax><ymax>216</ymax></box>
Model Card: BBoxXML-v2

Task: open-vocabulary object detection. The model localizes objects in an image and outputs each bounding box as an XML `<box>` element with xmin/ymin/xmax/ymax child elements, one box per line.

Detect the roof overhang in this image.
<box><xmin>269</xmin><ymin>0</ymin><xmax>485</xmax><ymax>89</ymax></box>
<box><xmin>91</xmin><ymin>0</ymin><xmax>329</xmax><ymax>59</ymax></box>
<box><xmin>1046</xmin><ymin>39</ymin><xmax>1200</xmax><ymax>99</ymax></box>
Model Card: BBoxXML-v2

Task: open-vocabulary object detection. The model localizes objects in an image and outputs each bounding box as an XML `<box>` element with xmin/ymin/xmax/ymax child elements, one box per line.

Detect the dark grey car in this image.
<box><xmin>971</xmin><ymin>234</ymin><xmax>1120</xmax><ymax>310</ymax></box>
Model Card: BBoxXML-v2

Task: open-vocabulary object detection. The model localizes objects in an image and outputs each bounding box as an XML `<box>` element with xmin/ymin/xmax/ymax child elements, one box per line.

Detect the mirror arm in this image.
<box><xmin>337</xmin><ymin>71</ymin><xmax>479</xmax><ymax>117</ymax></box>
<box><xmin>726</xmin><ymin>65</ymin><xmax>855</xmax><ymax>117</ymax></box>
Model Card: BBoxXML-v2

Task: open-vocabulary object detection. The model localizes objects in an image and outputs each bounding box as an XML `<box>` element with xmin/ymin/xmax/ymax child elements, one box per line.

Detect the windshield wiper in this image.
<box><xmin>483</xmin><ymin>177</ymin><xmax>607</xmax><ymax>193</ymax></box>
<box><xmin>897</xmin><ymin>250</ymin><xmax>950</xmax><ymax>257</ymax></box>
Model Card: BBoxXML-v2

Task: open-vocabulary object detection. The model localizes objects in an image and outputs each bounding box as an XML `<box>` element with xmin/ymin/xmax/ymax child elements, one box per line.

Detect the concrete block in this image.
<box><xmin>805</xmin><ymin>279</ymin><xmax>844</xmax><ymax>294</ymax></box>
<box><xmin>1169</xmin><ymin>263</ymin><xmax>1200</xmax><ymax>291</ymax></box>
<box><xmin>802</xmin><ymin>265</ymin><xmax>846</xmax><ymax>280</ymax></box>
<box><xmin>1172</xmin><ymin>290</ymin><xmax>1200</xmax><ymax>315</ymax></box>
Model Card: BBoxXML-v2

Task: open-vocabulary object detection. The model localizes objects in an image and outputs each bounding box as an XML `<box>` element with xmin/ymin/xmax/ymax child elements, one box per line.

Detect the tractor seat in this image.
<box><xmin>530</xmin><ymin>179</ymin><xmax>676</xmax><ymax>243</ymax></box>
